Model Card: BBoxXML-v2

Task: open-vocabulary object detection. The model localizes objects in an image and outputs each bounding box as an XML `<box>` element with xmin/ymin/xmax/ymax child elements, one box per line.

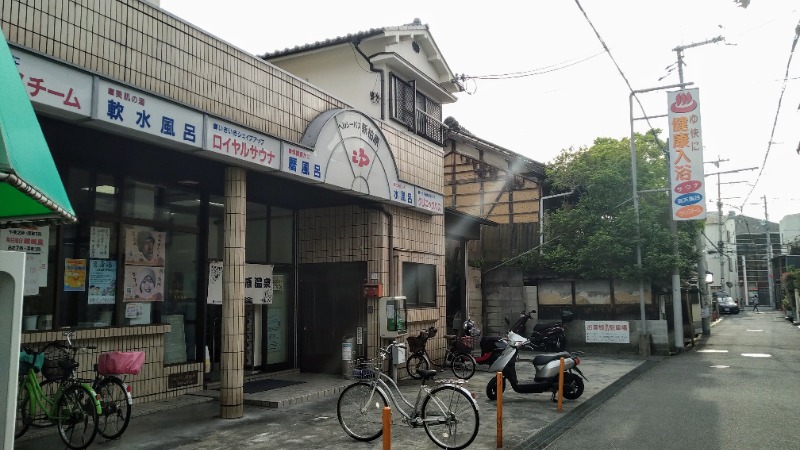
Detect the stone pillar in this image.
<box><xmin>220</xmin><ymin>167</ymin><xmax>245</xmax><ymax>419</ymax></box>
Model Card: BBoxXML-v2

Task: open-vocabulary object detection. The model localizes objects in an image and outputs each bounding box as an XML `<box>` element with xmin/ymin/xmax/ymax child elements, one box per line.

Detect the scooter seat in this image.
<box><xmin>531</xmin><ymin>351</ymin><xmax>571</xmax><ymax>366</ymax></box>
<box><xmin>533</xmin><ymin>322</ymin><xmax>561</xmax><ymax>332</ymax></box>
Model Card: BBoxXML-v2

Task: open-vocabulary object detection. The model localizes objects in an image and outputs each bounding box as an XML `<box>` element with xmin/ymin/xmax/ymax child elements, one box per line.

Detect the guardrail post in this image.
<box><xmin>497</xmin><ymin>371</ymin><xmax>503</xmax><ymax>448</ymax></box>
<box><xmin>383</xmin><ymin>406</ymin><xmax>391</xmax><ymax>450</ymax></box>
<box><xmin>557</xmin><ymin>357</ymin><xmax>565</xmax><ymax>412</ymax></box>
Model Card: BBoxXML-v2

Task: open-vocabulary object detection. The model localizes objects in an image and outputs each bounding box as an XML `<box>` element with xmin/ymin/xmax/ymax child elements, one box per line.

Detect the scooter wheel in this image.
<box><xmin>485</xmin><ymin>376</ymin><xmax>507</xmax><ymax>401</ymax></box>
<box><xmin>562</xmin><ymin>373</ymin><xmax>584</xmax><ymax>400</ymax></box>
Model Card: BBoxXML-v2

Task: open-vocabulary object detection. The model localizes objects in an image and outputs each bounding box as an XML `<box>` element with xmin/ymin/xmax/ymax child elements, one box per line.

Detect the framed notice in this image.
<box><xmin>64</xmin><ymin>259</ymin><xmax>87</xmax><ymax>292</ymax></box>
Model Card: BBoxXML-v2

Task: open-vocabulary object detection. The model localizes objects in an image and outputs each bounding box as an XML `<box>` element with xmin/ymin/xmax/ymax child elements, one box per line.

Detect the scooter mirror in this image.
<box><xmin>504</xmin><ymin>317</ymin><xmax>510</xmax><ymax>326</ymax></box>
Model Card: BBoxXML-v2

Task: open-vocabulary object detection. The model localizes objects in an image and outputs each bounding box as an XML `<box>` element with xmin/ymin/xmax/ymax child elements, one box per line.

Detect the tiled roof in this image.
<box><xmin>260</xmin><ymin>18</ymin><xmax>428</xmax><ymax>60</ymax></box>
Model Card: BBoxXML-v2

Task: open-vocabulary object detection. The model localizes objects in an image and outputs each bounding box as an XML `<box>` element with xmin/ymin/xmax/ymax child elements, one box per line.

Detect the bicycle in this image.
<box><xmin>405</xmin><ymin>327</ymin><xmax>477</xmax><ymax>380</ymax></box>
<box><xmin>15</xmin><ymin>341</ymin><xmax>101</xmax><ymax>449</ymax></box>
<box><xmin>337</xmin><ymin>341</ymin><xmax>480</xmax><ymax>449</ymax></box>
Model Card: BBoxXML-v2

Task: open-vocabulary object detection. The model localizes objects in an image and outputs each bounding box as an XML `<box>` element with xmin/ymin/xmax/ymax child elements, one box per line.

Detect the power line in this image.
<box><xmin>740</xmin><ymin>18</ymin><xmax>800</xmax><ymax>209</ymax></box>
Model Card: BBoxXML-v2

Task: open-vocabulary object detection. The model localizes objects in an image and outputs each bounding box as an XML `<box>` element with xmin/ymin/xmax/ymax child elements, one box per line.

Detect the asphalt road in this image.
<box><xmin>536</xmin><ymin>308</ymin><xmax>800</xmax><ymax>450</ymax></box>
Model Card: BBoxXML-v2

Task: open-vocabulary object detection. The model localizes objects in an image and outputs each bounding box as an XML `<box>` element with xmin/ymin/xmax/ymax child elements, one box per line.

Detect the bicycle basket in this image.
<box><xmin>406</xmin><ymin>335</ymin><xmax>428</xmax><ymax>354</ymax></box>
<box><xmin>98</xmin><ymin>351</ymin><xmax>145</xmax><ymax>375</ymax></box>
<box><xmin>349</xmin><ymin>358</ymin><xmax>381</xmax><ymax>380</ymax></box>
<box><xmin>41</xmin><ymin>343</ymin><xmax>75</xmax><ymax>381</ymax></box>
<box><xmin>454</xmin><ymin>336</ymin><xmax>474</xmax><ymax>352</ymax></box>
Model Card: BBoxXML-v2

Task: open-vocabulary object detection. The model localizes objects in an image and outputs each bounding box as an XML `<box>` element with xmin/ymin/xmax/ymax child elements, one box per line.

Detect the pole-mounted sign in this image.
<box><xmin>667</xmin><ymin>88</ymin><xmax>707</xmax><ymax>220</ymax></box>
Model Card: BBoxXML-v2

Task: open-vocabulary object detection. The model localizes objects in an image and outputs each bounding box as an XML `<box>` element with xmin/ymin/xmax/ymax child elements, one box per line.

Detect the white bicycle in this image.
<box><xmin>336</xmin><ymin>341</ymin><xmax>480</xmax><ymax>449</ymax></box>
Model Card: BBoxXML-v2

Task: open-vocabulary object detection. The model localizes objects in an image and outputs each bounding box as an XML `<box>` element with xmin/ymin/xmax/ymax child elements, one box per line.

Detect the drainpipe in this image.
<box><xmin>352</xmin><ymin>39</ymin><xmax>386</xmax><ymax>120</ymax></box>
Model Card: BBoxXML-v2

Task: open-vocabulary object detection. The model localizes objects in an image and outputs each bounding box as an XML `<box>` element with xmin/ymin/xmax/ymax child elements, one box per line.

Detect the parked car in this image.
<box><xmin>718</xmin><ymin>297</ymin><xmax>740</xmax><ymax>315</ymax></box>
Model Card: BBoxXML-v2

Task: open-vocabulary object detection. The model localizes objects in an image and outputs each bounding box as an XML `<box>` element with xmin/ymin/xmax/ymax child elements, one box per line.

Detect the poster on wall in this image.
<box><xmin>245</xmin><ymin>264</ymin><xmax>273</xmax><ymax>305</ymax></box>
<box><xmin>123</xmin><ymin>265</ymin><xmax>164</xmax><ymax>301</ymax></box>
<box><xmin>207</xmin><ymin>261</ymin><xmax>223</xmax><ymax>305</ymax></box>
<box><xmin>24</xmin><ymin>254</ymin><xmax>41</xmax><ymax>296</ymax></box>
<box><xmin>1</xmin><ymin>225</ymin><xmax>49</xmax><ymax>286</ymax></box>
<box><xmin>90</xmin><ymin>226</ymin><xmax>110</xmax><ymax>259</ymax></box>
<box><xmin>206</xmin><ymin>262</ymin><xmax>274</xmax><ymax>304</ymax></box>
<box><xmin>88</xmin><ymin>260</ymin><xmax>117</xmax><ymax>304</ymax></box>
<box><xmin>125</xmin><ymin>228</ymin><xmax>165</xmax><ymax>266</ymax></box>
<box><xmin>64</xmin><ymin>258</ymin><xmax>87</xmax><ymax>292</ymax></box>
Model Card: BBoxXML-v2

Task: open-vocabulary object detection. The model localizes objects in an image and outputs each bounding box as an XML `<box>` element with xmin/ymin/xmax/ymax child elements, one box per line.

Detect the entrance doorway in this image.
<box><xmin>298</xmin><ymin>262</ymin><xmax>365</xmax><ymax>374</ymax></box>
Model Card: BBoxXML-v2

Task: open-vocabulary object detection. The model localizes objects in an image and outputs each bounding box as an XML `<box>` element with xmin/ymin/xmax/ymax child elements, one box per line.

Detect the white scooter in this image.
<box><xmin>485</xmin><ymin>330</ymin><xmax>587</xmax><ymax>402</ymax></box>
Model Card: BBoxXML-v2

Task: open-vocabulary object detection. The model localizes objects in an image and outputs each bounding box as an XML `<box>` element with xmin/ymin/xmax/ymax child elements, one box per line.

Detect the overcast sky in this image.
<box><xmin>159</xmin><ymin>0</ymin><xmax>800</xmax><ymax>223</ymax></box>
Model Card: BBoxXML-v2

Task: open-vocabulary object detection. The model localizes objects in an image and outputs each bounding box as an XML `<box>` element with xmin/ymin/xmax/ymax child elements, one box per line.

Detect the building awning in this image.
<box><xmin>0</xmin><ymin>33</ymin><xmax>75</xmax><ymax>227</ymax></box>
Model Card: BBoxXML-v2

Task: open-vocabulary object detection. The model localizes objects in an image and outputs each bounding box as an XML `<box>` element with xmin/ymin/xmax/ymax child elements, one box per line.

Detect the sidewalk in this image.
<box><xmin>14</xmin><ymin>353</ymin><xmax>654</xmax><ymax>449</ymax></box>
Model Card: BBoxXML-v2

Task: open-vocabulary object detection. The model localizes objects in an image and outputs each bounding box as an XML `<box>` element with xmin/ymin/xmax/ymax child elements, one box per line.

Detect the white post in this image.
<box><xmin>1</xmin><ymin>251</ymin><xmax>26</xmax><ymax>449</ymax></box>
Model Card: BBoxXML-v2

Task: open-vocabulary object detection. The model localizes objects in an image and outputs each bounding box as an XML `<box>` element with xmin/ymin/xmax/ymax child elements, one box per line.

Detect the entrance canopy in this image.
<box><xmin>0</xmin><ymin>33</ymin><xmax>75</xmax><ymax>227</ymax></box>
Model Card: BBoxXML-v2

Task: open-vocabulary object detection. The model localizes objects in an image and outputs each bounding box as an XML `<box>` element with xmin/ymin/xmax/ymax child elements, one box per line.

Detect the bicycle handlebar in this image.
<box><xmin>379</xmin><ymin>341</ymin><xmax>407</xmax><ymax>357</ymax></box>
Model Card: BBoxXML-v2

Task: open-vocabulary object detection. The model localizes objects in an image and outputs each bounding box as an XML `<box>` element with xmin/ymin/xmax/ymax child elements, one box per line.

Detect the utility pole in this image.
<box><xmin>741</xmin><ymin>254</ymin><xmax>749</xmax><ymax>306</ymax></box>
<box><xmin>672</xmin><ymin>36</ymin><xmax>723</xmax><ymax>342</ymax></box>
<box><xmin>764</xmin><ymin>196</ymin><xmax>776</xmax><ymax>307</ymax></box>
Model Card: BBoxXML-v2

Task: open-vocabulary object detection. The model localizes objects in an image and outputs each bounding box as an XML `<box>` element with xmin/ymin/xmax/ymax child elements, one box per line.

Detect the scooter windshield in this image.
<box><xmin>507</xmin><ymin>331</ymin><xmax>527</xmax><ymax>346</ymax></box>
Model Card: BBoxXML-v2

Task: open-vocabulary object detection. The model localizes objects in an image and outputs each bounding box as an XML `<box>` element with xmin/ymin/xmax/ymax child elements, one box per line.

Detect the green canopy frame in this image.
<box><xmin>0</xmin><ymin>32</ymin><xmax>76</xmax><ymax>227</ymax></box>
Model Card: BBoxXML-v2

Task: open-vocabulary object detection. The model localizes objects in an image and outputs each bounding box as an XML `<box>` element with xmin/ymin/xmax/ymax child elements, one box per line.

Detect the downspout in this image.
<box><xmin>364</xmin><ymin>203</ymin><xmax>394</xmax><ymax>295</ymax></box>
<box><xmin>352</xmin><ymin>39</ymin><xmax>386</xmax><ymax>121</ymax></box>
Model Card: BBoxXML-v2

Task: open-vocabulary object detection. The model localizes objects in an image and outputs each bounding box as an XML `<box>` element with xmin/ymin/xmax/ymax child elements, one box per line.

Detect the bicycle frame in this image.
<box><xmin>362</xmin><ymin>368</ymin><xmax>470</xmax><ymax>426</ymax></box>
<box><xmin>19</xmin><ymin>368</ymin><xmax>103</xmax><ymax>423</ymax></box>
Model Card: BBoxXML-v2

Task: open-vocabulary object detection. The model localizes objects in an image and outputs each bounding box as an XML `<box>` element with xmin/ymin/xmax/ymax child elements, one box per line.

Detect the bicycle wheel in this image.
<box><xmin>95</xmin><ymin>377</ymin><xmax>132</xmax><ymax>440</ymax></box>
<box><xmin>406</xmin><ymin>353</ymin><xmax>429</xmax><ymax>380</ymax></box>
<box><xmin>450</xmin><ymin>353</ymin><xmax>476</xmax><ymax>380</ymax></box>
<box><xmin>422</xmin><ymin>385</ymin><xmax>479</xmax><ymax>450</ymax></box>
<box><xmin>56</xmin><ymin>384</ymin><xmax>98</xmax><ymax>450</ymax></box>
<box><xmin>15</xmin><ymin>383</ymin><xmax>31</xmax><ymax>438</ymax></box>
<box><xmin>30</xmin><ymin>379</ymin><xmax>58</xmax><ymax>428</ymax></box>
<box><xmin>336</xmin><ymin>381</ymin><xmax>388</xmax><ymax>442</ymax></box>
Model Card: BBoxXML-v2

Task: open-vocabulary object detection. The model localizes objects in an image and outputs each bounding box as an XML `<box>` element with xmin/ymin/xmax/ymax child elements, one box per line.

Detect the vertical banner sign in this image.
<box><xmin>667</xmin><ymin>88</ymin><xmax>706</xmax><ymax>220</ymax></box>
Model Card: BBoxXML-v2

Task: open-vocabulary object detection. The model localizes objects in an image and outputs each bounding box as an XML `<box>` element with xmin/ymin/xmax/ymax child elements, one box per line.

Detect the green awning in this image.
<box><xmin>0</xmin><ymin>32</ymin><xmax>75</xmax><ymax>227</ymax></box>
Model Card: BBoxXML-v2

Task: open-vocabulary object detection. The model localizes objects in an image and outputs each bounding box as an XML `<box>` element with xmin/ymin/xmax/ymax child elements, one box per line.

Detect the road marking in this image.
<box><xmin>697</xmin><ymin>349</ymin><xmax>728</xmax><ymax>353</ymax></box>
<box><xmin>746</xmin><ymin>329</ymin><xmax>763</xmax><ymax>332</ymax></box>
<box><xmin>710</xmin><ymin>365</ymin><xmax>730</xmax><ymax>368</ymax></box>
<box><xmin>741</xmin><ymin>353</ymin><xmax>771</xmax><ymax>358</ymax></box>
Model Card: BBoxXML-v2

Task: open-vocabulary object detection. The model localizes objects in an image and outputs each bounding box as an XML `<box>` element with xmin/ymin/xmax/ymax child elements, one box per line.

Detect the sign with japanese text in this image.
<box><xmin>64</xmin><ymin>258</ymin><xmax>87</xmax><ymax>292</ymax></box>
<box><xmin>93</xmin><ymin>78</ymin><xmax>202</xmax><ymax>149</ymax></box>
<box><xmin>585</xmin><ymin>321</ymin><xmax>631</xmax><ymax>343</ymax></box>
<box><xmin>280</xmin><ymin>142</ymin><xmax>324</xmax><ymax>183</ymax></box>
<box><xmin>88</xmin><ymin>260</ymin><xmax>117</xmax><ymax>304</ymax></box>
<box><xmin>391</xmin><ymin>180</ymin><xmax>415</xmax><ymax>208</ymax></box>
<box><xmin>667</xmin><ymin>88</ymin><xmax>706</xmax><ymax>221</ymax></box>
<box><xmin>413</xmin><ymin>187</ymin><xmax>444</xmax><ymax>215</ymax></box>
<box><xmin>245</xmin><ymin>264</ymin><xmax>274</xmax><ymax>305</ymax></box>
<box><xmin>203</xmin><ymin>117</ymin><xmax>280</xmax><ymax>171</ymax></box>
<box><xmin>90</xmin><ymin>226</ymin><xmax>110</xmax><ymax>259</ymax></box>
<box><xmin>10</xmin><ymin>48</ymin><xmax>92</xmax><ymax>118</ymax></box>
<box><xmin>1</xmin><ymin>226</ymin><xmax>49</xmax><ymax>287</ymax></box>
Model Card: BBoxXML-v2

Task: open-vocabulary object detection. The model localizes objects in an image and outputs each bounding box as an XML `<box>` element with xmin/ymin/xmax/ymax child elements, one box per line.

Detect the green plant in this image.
<box><xmin>782</xmin><ymin>298</ymin><xmax>793</xmax><ymax>311</ymax></box>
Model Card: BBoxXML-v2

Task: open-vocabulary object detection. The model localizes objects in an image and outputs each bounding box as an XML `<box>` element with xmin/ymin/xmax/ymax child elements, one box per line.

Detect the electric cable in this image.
<box><xmin>739</xmin><ymin>18</ymin><xmax>800</xmax><ymax>210</ymax></box>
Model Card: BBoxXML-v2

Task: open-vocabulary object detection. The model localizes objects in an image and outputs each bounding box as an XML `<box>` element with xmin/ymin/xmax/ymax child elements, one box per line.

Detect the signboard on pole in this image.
<box><xmin>667</xmin><ymin>88</ymin><xmax>706</xmax><ymax>220</ymax></box>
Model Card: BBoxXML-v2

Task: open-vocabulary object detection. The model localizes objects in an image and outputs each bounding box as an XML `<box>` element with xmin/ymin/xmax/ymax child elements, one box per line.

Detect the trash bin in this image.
<box><xmin>342</xmin><ymin>335</ymin><xmax>354</xmax><ymax>378</ymax></box>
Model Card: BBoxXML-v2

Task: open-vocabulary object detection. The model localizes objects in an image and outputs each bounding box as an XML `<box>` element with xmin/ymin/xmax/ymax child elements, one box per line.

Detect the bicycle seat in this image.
<box><xmin>444</xmin><ymin>334</ymin><xmax>457</xmax><ymax>341</ymax></box>
<box><xmin>417</xmin><ymin>369</ymin><xmax>437</xmax><ymax>380</ymax></box>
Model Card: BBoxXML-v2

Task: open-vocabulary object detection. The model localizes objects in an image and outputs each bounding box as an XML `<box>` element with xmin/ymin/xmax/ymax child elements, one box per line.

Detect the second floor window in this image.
<box><xmin>390</xmin><ymin>74</ymin><xmax>444</xmax><ymax>145</ymax></box>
